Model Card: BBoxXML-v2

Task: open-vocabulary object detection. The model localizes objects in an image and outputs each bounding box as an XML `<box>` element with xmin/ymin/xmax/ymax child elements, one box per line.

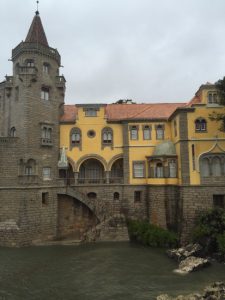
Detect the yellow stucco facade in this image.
<box><xmin>60</xmin><ymin>83</ymin><xmax>225</xmax><ymax>186</ymax></box>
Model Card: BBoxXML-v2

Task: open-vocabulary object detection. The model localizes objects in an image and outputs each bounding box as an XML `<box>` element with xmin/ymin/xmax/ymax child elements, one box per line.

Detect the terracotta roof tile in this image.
<box><xmin>105</xmin><ymin>103</ymin><xmax>186</xmax><ymax>121</ymax></box>
<box><xmin>60</xmin><ymin>103</ymin><xmax>188</xmax><ymax>122</ymax></box>
<box><xmin>186</xmin><ymin>95</ymin><xmax>201</xmax><ymax>107</ymax></box>
<box><xmin>60</xmin><ymin>105</ymin><xmax>77</xmax><ymax>123</ymax></box>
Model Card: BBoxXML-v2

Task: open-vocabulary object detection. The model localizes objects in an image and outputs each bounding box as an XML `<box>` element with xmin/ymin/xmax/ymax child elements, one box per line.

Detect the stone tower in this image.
<box><xmin>10</xmin><ymin>10</ymin><xmax>65</xmax><ymax>180</ymax></box>
<box><xmin>0</xmin><ymin>9</ymin><xmax>66</xmax><ymax>246</ymax></box>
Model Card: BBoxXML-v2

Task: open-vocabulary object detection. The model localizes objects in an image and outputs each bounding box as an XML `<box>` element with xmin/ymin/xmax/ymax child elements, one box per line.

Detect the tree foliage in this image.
<box><xmin>192</xmin><ymin>208</ymin><xmax>225</xmax><ymax>255</ymax></box>
<box><xmin>209</xmin><ymin>77</ymin><xmax>225</xmax><ymax>131</ymax></box>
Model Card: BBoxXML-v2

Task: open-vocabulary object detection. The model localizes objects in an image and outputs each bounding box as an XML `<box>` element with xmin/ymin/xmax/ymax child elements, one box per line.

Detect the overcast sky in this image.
<box><xmin>1</xmin><ymin>0</ymin><xmax>225</xmax><ymax>104</ymax></box>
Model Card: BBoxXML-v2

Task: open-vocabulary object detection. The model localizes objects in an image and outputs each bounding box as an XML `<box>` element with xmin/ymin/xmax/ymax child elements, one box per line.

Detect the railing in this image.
<box><xmin>18</xmin><ymin>66</ymin><xmax>37</xmax><ymax>75</ymax></box>
<box><xmin>5</xmin><ymin>76</ymin><xmax>13</xmax><ymax>88</ymax></box>
<box><xmin>41</xmin><ymin>138</ymin><xmax>53</xmax><ymax>146</ymax></box>
<box><xmin>109</xmin><ymin>177</ymin><xmax>124</xmax><ymax>184</ymax></box>
<box><xmin>12</xmin><ymin>42</ymin><xmax>61</xmax><ymax>64</ymax></box>
<box><xmin>77</xmin><ymin>178</ymin><xmax>107</xmax><ymax>184</ymax></box>
<box><xmin>0</xmin><ymin>137</ymin><xmax>18</xmax><ymax>145</ymax></box>
<box><xmin>58</xmin><ymin>177</ymin><xmax>124</xmax><ymax>185</ymax></box>
<box><xmin>56</xmin><ymin>76</ymin><xmax>66</xmax><ymax>88</ymax></box>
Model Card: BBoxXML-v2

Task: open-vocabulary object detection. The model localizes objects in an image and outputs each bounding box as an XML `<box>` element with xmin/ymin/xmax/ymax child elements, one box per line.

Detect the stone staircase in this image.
<box><xmin>83</xmin><ymin>214</ymin><xmax>129</xmax><ymax>242</ymax></box>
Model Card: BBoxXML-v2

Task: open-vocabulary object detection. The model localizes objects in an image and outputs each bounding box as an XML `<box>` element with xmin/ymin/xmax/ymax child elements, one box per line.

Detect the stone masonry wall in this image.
<box><xmin>180</xmin><ymin>185</ymin><xmax>225</xmax><ymax>243</ymax></box>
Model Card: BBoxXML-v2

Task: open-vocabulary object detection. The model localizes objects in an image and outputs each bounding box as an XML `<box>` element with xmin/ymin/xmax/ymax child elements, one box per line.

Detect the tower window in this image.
<box><xmin>43</xmin><ymin>167</ymin><xmax>51</xmax><ymax>180</ymax></box>
<box><xmin>41</xmin><ymin>125</ymin><xmax>53</xmax><ymax>146</ymax></box>
<box><xmin>43</xmin><ymin>63</ymin><xmax>50</xmax><ymax>74</ymax></box>
<box><xmin>10</xmin><ymin>127</ymin><xmax>16</xmax><ymax>137</ymax></box>
<box><xmin>42</xmin><ymin>192</ymin><xmax>49</xmax><ymax>206</ymax></box>
<box><xmin>25</xmin><ymin>166</ymin><xmax>33</xmax><ymax>175</ymax></box>
<box><xmin>41</xmin><ymin>87</ymin><xmax>49</xmax><ymax>101</ymax></box>
<box><xmin>26</xmin><ymin>59</ymin><xmax>35</xmax><ymax>67</ymax></box>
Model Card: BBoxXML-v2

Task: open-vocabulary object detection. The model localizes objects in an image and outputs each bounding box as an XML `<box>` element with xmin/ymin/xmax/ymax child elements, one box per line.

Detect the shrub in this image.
<box><xmin>127</xmin><ymin>219</ymin><xmax>178</xmax><ymax>248</ymax></box>
<box><xmin>217</xmin><ymin>234</ymin><xmax>225</xmax><ymax>255</ymax></box>
<box><xmin>192</xmin><ymin>208</ymin><xmax>225</xmax><ymax>254</ymax></box>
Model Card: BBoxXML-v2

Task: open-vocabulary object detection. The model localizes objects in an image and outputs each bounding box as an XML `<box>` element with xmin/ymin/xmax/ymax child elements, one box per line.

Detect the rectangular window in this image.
<box><xmin>41</xmin><ymin>88</ymin><xmax>49</xmax><ymax>101</ymax></box>
<box><xmin>156</xmin><ymin>125</ymin><xmax>164</xmax><ymax>140</ymax></box>
<box><xmin>130</xmin><ymin>126</ymin><xmax>138</xmax><ymax>140</ymax></box>
<box><xmin>134</xmin><ymin>191</ymin><xmax>142</xmax><ymax>202</ymax></box>
<box><xmin>143</xmin><ymin>126</ymin><xmax>151</xmax><ymax>140</ymax></box>
<box><xmin>42</xmin><ymin>192</ymin><xmax>49</xmax><ymax>206</ymax></box>
<box><xmin>85</xmin><ymin>108</ymin><xmax>97</xmax><ymax>117</ymax></box>
<box><xmin>43</xmin><ymin>167</ymin><xmax>51</xmax><ymax>180</ymax></box>
<box><xmin>25</xmin><ymin>166</ymin><xmax>32</xmax><ymax>175</ymax></box>
<box><xmin>133</xmin><ymin>162</ymin><xmax>145</xmax><ymax>178</ymax></box>
<box><xmin>43</xmin><ymin>64</ymin><xmax>49</xmax><ymax>74</ymax></box>
<box><xmin>213</xmin><ymin>195</ymin><xmax>224</xmax><ymax>209</ymax></box>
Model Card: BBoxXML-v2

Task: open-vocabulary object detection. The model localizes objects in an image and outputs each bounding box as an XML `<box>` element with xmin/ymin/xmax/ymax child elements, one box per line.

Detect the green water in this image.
<box><xmin>0</xmin><ymin>242</ymin><xmax>224</xmax><ymax>300</ymax></box>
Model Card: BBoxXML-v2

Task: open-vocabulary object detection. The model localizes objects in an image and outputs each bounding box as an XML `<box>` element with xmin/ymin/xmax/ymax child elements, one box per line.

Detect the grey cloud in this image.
<box><xmin>1</xmin><ymin>0</ymin><xmax>225</xmax><ymax>104</ymax></box>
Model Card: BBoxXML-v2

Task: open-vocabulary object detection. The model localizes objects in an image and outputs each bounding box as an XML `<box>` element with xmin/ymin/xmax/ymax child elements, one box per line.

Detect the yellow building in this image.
<box><xmin>59</xmin><ymin>83</ymin><xmax>225</xmax><ymax>241</ymax></box>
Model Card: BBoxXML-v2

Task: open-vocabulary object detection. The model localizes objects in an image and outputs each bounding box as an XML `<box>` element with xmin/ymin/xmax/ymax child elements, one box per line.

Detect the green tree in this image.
<box><xmin>209</xmin><ymin>77</ymin><xmax>225</xmax><ymax>131</ymax></box>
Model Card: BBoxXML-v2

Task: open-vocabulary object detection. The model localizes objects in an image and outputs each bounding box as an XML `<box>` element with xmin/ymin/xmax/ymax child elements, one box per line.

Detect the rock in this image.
<box><xmin>174</xmin><ymin>256</ymin><xmax>210</xmax><ymax>274</ymax></box>
<box><xmin>167</xmin><ymin>244</ymin><xmax>202</xmax><ymax>262</ymax></box>
<box><xmin>156</xmin><ymin>294</ymin><xmax>171</xmax><ymax>300</ymax></box>
<box><xmin>156</xmin><ymin>282</ymin><xmax>225</xmax><ymax>300</ymax></box>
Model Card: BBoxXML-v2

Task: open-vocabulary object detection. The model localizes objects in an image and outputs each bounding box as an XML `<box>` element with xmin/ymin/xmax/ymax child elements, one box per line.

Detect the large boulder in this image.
<box><xmin>174</xmin><ymin>256</ymin><xmax>210</xmax><ymax>274</ymax></box>
<box><xmin>167</xmin><ymin>244</ymin><xmax>202</xmax><ymax>262</ymax></box>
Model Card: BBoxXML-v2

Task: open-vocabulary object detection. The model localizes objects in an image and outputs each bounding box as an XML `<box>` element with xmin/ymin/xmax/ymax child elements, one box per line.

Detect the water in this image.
<box><xmin>0</xmin><ymin>242</ymin><xmax>224</xmax><ymax>300</ymax></box>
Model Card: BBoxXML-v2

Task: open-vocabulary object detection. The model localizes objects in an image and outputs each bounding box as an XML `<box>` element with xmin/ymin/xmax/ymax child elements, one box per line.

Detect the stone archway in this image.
<box><xmin>57</xmin><ymin>194</ymin><xmax>99</xmax><ymax>240</ymax></box>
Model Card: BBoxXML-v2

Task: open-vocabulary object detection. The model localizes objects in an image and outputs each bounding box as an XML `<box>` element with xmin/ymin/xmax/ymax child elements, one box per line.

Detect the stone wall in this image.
<box><xmin>180</xmin><ymin>185</ymin><xmax>225</xmax><ymax>243</ymax></box>
<box><xmin>0</xmin><ymin>187</ymin><xmax>58</xmax><ymax>246</ymax></box>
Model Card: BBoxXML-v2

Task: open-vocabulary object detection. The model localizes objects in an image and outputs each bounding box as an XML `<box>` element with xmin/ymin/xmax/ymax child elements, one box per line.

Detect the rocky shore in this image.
<box><xmin>167</xmin><ymin>243</ymin><xmax>210</xmax><ymax>274</ymax></box>
<box><xmin>156</xmin><ymin>282</ymin><xmax>225</xmax><ymax>300</ymax></box>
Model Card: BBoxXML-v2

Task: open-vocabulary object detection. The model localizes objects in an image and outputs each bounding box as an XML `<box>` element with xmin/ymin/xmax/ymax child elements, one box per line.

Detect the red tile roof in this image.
<box><xmin>105</xmin><ymin>103</ymin><xmax>186</xmax><ymax>121</ymax></box>
<box><xmin>60</xmin><ymin>103</ymin><xmax>186</xmax><ymax>123</ymax></box>
<box><xmin>186</xmin><ymin>95</ymin><xmax>201</xmax><ymax>107</ymax></box>
<box><xmin>60</xmin><ymin>105</ymin><xmax>77</xmax><ymax>123</ymax></box>
<box><xmin>25</xmin><ymin>12</ymin><xmax>49</xmax><ymax>46</ymax></box>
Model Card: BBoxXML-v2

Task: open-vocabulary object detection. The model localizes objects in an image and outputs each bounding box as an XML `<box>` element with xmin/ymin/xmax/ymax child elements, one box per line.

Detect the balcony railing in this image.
<box><xmin>18</xmin><ymin>66</ymin><xmax>37</xmax><ymax>75</ymax></box>
<box><xmin>58</xmin><ymin>177</ymin><xmax>124</xmax><ymax>185</ymax></box>
<box><xmin>56</xmin><ymin>76</ymin><xmax>66</xmax><ymax>88</ymax></box>
<box><xmin>41</xmin><ymin>138</ymin><xmax>53</xmax><ymax>146</ymax></box>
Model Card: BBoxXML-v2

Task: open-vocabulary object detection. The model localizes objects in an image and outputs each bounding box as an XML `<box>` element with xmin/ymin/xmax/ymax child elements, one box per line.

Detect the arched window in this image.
<box><xmin>41</xmin><ymin>126</ymin><xmax>52</xmax><ymax>145</ymax></box>
<box><xmin>102</xmin><ymin>127</ymin><xmax>113</xmax><ymax>146</ymax></box>
<box><xmin>25</xmin><ymin>159</ymin><xmax>36</xmax><ymax>176</ymax></box>
<box><xmin>113</xmin><ymin>192</ymin><xmax>120</xmax><ymax>200</ymax></box>
<box><xmin>156</xmin><ymin>125</ymin><xmax>164</xmax><ymax>140</ymax></box>
<box><xmin>10</xmin><ymin>127</ymin><xmax>16</xmax><ymax>137</ymax></box>
<box><xmin>87</xmin><ymin>192</ymin><xmax>97</xmax><ymax>199</ymax></box>
<box><xmin>195</xmin><ymin>118</ymin><xmax>207</xmax><ymax>132</ymax></box>
<box><xmin>200</xmin><ymin>157</ymin><xmax>210</xmax><ymax>177</ymax></box>
<box><xmin>26</xmin><ymin>59</ymin><xmax>34</xmax><ymax>67</ymax></box>
<box><xmin>155</xmin><ymin>162</ymin><xmax>163</xmax><ymax>178</ymax></box>
<box><xmin>43</xmin><ymin>63</ymin><xmax>50</xmax><ymax>74</ymax></box>
<box><xmin>70</xmin><ymin>128</ymin><xmax>81</xmax><ymax>149</ymax></box>
<box><xmin>212</xmin><ymin>157</ymin><xmax>221</xmax><ymax>176</ymax></box>
<box><xmin>169</xmin><ymin>160</ymin><xmax>177</xmax><ymax>178</ymax></box>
